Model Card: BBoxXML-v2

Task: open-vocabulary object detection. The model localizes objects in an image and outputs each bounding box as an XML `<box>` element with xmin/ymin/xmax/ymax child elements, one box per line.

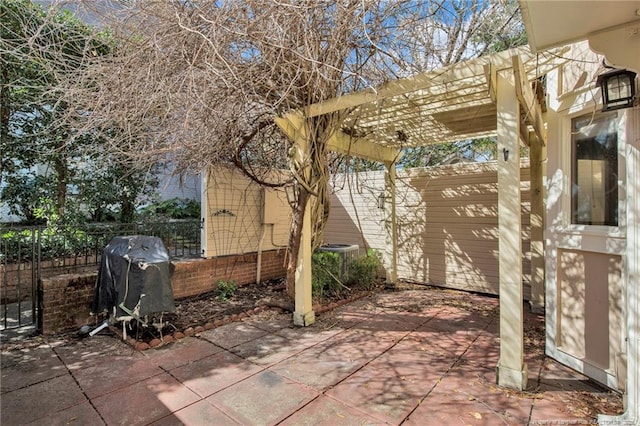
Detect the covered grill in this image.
<box><xmin>92</xmin><ymin>235</ymin><xmax>175</xmax><ymax>321</ymax></box>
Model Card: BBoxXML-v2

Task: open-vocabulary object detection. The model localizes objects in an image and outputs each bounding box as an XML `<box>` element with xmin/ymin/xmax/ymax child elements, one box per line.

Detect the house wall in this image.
<box><xmin>202</xmin><ymin>167</ymin><xmax>291</xmax><ymax>258</ymax></box>
<box><xmin>324</xmin><ymin>161</ymin><xmax>532</xmax><ymax>297</ymax></box>
<box><xmin>543</xmin><ymin>43</ymin><xmax>634</xmax><ymax>391</ymax></box>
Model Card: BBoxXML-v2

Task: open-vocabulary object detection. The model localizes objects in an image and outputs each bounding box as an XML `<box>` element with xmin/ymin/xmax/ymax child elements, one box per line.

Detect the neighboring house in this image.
<box><xmin>0</xmin><ymin>164</ymin><xmax>50</xmax><ymax>223</ymax></box>
<box><xmin>0</xmin><ymin>179</ymin><xmax>20</xmax><ymax>223</ymax></box>
<box><xmin>156</xmin><ymin>169</ymin><xmax>201</xmax><ymax>202</ymax></box>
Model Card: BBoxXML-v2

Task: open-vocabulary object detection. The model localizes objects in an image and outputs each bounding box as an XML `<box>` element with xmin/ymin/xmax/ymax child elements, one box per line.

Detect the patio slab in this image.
<box><xmin>26</xmin><ymin>401</ymin><xmax>104</xmax><ymax>426</ymax></box>
<box><xmin>206</xmin><ymin>370</ymin><xmax>318</xmax><ymax>425</ymax></box>
<box><xmin>0</xmin><ymin>374</ymin><xmax>87</xmax><ymax>425</ymax></box>
<box><xmin>0</xmin><ymin>344</ymin><xmax>67</xmax><ymax>392</ymax></box>
<box><xmin>170</xmin><ymin>350</ymin><xmax>263</xmax><ymax>397</ymax></box>
<box><xmin>200</xmin><ymin>322</ymin><xmax>270</xmax><ymax>349</ymax></box>
<box><xmin>91</xmin><ymin>372</ymin><xmax>201</xmax><ymax>426</ymax></box>
<box><xmin>228</xmin><ymin>333</ymin><xmax>302</xmax><ymax>366</ymax></box>
<box><xmin>432</xmin><ymin>363</ymin><xmax>534</xmax><ymax>424</ymax></box>
<box><xmin>142</xmin><ymin>336</ymin><xmax>223</xmax><ymax>370</ymax></box>
<box><xmin>325</xmin><ymin>353</ymin><xmax>447</xmax><ymax>424</ymax></box>
<box><xmin>67</xmin><ymin>353</ymin><xmax>165</xmax><ymax>399</ymax></box>
<box><xmin>279</xmin><ymin>395</ymin><xmax>382</xmax><ymax>426</ymax></box>
<box><xmin>0</xmin><ymin>287</ymin><xmax>623</xmax><ymax>425</ymax></box>
<box><xmin>151</xmin><ymin>400</ymin><xmax>241</xmax><ymax>425</ymax></box>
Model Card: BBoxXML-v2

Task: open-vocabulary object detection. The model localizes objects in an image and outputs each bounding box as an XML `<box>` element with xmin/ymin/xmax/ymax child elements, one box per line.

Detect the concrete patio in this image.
<box><xmin>0</xmin><ymin>287</ymin><xmax>622</xmax><ymax>425</ymax></box>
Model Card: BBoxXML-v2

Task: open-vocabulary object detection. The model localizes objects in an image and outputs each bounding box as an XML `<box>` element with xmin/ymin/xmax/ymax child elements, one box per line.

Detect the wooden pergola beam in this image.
<box><xmin>276</xmin><ymin>112</ymin><xmax>402</xmax><ymax>164</ymax></box>
<box><xmin>326</xmin><ymin>130</ymin><xmax>402</xmax><ymax>164</ymax></box>
<box><xmin>513</xmin><ymin>55</ymin><xmax>546</xmax><ymax>146</ymax></box>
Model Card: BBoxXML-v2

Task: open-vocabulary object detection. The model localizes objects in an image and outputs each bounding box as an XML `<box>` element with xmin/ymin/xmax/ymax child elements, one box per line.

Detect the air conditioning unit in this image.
<box><xmin>316</xmin><ymin>244</ymin><xmax>360</xmax><ymax>279</ymax></box>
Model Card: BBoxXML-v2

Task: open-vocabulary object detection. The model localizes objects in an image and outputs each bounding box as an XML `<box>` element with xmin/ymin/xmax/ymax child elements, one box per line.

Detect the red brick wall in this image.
<box><xmin>39</xmin><ymin>250</ymin><xmax>287</xmax><ymax>334</ymax></box>
<box><xmin>172</xmin><ymin>250</ymin><xmax>287</xmax><ymax>299</ymax></box>
<box><xmin>40</xmin><ymin>273</ymin><xmax>96</xmax><ymax>335</ymax></box>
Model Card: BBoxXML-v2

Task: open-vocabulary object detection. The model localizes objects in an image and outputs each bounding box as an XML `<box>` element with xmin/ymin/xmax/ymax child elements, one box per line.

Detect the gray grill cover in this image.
<box><xmin>92</xmin><ymin>235</ymin><xmax>175</xmax><ymax>318</ymax></box>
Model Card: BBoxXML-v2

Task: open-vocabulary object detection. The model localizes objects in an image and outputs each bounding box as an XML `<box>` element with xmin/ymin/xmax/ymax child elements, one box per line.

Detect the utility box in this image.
<box><xmin>262</xmin><ymin>188</ymin><xmax>287</xmax><ymax>225</ymax></box>
<box><xmin>316</xmin><ymin>244</ymin><xmax>360</xmax><ymax>279</ymax></box>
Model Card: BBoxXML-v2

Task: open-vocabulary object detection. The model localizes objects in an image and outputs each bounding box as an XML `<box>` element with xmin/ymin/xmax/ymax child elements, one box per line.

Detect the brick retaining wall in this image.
<box><xmin>40</xmin><ymin>273</ymin><xmax>96</xmax><ymax>335</ymax></box>
<box><xmin>39</xmin><ymin>249</ymin><xmax>287</xmax><ymax>335</ymax></box>
<box><xmin>171</xmin><ymin>250</ymin><xmax>287</xmax><ymax>299</ymax></box>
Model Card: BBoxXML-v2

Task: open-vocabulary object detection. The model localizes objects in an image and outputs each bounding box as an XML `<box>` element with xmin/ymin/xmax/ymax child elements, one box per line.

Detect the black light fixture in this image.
<box><xmin>377</xmin><ymin>193</ymin><xmax>386</xmax><ymax>210</ymax></box>
<box><xmin>596</xmin><ymin>68</ymin><xmax>637</xmax><ymax>112</ymax></box>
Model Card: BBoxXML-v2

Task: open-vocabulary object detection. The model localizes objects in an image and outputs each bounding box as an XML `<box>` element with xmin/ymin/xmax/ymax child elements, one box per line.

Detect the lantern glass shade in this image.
<box><xmin>597</xmin><ymin>69</ymin><xmax>636</xmax><ymax>112</ymax></box>
<box><xmin>284</xmin><ymin>184</ymin><xmax>297</xmax><ymax>206</ymax></box>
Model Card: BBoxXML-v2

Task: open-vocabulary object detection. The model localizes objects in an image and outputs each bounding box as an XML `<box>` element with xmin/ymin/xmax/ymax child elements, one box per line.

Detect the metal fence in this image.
<box><xmin>0</xmin><ymin>220</ymin><xmax>201</xmax><ymax>331</ymax></box>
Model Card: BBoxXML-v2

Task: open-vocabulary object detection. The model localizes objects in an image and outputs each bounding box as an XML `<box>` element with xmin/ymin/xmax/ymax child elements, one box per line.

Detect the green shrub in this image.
<box><xmin>138</xmin><ymin>198</ymin><xmax>201</xmax><ymax>220</ymax></box>
<box><xmin>1</xmin><ymin>225</ymin><xmax>100</xmax><ymax>263</ymax></box>
<box><xmin>347</xmin><ymin>250</ymin><xmax>382</xmax><ymax>290</ymax></box>
<box><xmin>312</xmin><ymin>251</ymin><xmax>344</xmax><ymax>300</ymax></box>
<box><xmin>216</xmin><ymin>279</ymin><xmax>237</xmax><ymax>301</ymax></box>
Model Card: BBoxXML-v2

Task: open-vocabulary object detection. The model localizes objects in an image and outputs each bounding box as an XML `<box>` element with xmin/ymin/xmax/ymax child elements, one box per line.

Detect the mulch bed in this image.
<box><xmin>110</xmin><ymin>277</ymin><xmax>379</xmax><ymax>351</ymax></box>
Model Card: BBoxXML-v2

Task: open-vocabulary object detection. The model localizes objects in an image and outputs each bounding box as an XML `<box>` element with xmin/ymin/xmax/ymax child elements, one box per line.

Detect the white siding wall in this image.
<box><xmin>324</xmin><ymin>161</ymin><xmax>532</xmax><ymax>298</ymax></box>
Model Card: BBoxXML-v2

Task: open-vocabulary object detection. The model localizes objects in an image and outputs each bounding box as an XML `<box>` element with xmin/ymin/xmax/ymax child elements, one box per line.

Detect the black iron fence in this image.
<box><xmin>0</xmin><ymin>220</ymin><xmax>201</xmax><ymax>331</ymax></box>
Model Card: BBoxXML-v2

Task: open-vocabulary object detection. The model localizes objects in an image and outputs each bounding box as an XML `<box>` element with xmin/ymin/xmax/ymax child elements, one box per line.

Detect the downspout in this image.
<box><xmin>383</xmin><ymin>160</ymin><xmax>398</xmax><ymax>284</ymax></box>
<box><xmin>200</xmin><ymin>169</ymin><xmax>209</xmax><ymax>258</ymax></box>
<box><xmin>256</xmin><ymin>224</ymin><xmax>266</xmax><ymax>284</ymax></box>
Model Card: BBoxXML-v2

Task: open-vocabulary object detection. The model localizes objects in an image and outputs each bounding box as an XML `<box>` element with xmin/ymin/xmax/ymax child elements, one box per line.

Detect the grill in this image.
<box><xmin>91</xmin><ymin>235</ymin><xmax>175</xmax><ymax>337</ymax></box>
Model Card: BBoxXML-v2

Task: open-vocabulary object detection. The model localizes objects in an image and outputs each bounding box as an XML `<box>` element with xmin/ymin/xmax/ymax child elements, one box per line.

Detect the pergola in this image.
<box><xmin>275</xmin><ymin>46</ymin><xmax>567</xmax><ymax>390</ymax></box>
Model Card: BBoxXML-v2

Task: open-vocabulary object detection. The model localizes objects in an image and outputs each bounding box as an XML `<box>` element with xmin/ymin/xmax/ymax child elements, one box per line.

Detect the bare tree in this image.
<box><xmin>56</xmin><ymin>0</ymin><xmax>524</xmax><ymax>298</ymax></box>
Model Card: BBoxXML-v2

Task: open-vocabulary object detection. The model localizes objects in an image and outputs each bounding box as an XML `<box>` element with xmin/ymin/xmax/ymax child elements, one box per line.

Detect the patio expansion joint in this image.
<box><xmin>50</xmin><ymin>345</ymin><xmax>109</xmax><ymax>425</ymax></box>
<box><xmin>193</xmin><ymin>334</ymin><xmax>234</xmax><ymax>351</ymax></box>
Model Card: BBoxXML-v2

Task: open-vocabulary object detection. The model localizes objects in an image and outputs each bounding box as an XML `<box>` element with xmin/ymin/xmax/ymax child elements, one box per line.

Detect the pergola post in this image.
<box><xmin>293</xmin><ymin>190</ymin><xmax>315</xmax><ymax>326</ymax></box>
<box><xmin>529</xmin><ymin>133</ymin><xmax>545</xmax><ymax>313</ymax></box>
<box><xmin>274</xmin><ymin>114</ymin><xmax>315</xmax><ymax>327</ymax></box>
<box><xmin>383</xmin><ymin>160</ymin><xmax>398</xmax><ymax>284</ymax></box>
<box><xmin>496</xmin><ymin>66</ymin><xmax>528</xmax><ymax>390</ymax></box>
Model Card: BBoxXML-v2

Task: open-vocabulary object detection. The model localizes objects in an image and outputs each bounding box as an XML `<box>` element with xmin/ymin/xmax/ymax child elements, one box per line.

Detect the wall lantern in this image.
<box><xmin>596</xmin><ymin>68</ymin><xmax>637</xmax><ymax>112</ymax></box>
<box><xmin>284</xmin><ymin>184</ymin><xmax>297</xmax><ymax>207</ymax></box>
<box><xmin>377</xmin><ymin>193</ymin><xmax>386</xmax><ymax>210</ymax></box>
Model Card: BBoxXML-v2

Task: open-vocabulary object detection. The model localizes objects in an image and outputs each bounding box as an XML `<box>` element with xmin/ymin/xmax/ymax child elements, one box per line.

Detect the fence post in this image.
<box><xmin>36</xmin><ymin>226</ymin><xmax>42</xmax><ymax>332</ymax></box>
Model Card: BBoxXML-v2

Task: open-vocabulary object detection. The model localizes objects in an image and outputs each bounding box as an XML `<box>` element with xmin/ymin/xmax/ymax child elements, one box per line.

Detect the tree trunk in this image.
<box><xmin>285</xmin><ymin>186</ymin><xmax>309</xmax><ymax>300</ymax></box>
<box><xmin>0</xmin><ymin>64</ymin><xmax>10</xmax><ymax>188</ymax></box>
<box><xmin>53</xmin><ymin>148</ymin><xmax>68</xmax><ymax>218</ymax></box>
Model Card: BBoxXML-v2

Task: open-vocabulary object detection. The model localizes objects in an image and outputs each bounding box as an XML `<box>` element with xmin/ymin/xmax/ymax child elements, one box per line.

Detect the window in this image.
<box><xmin>571</xmin><ymin>112</ymin><xmax>619</xmax><ymax>226</ymax></box>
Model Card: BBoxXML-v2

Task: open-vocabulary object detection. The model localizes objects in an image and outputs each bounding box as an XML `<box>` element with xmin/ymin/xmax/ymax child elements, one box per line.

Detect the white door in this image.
<box><xmin>545</xmin><ymin>109</ymin><xmax>629</xmax><ymax>391</ymax></box>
